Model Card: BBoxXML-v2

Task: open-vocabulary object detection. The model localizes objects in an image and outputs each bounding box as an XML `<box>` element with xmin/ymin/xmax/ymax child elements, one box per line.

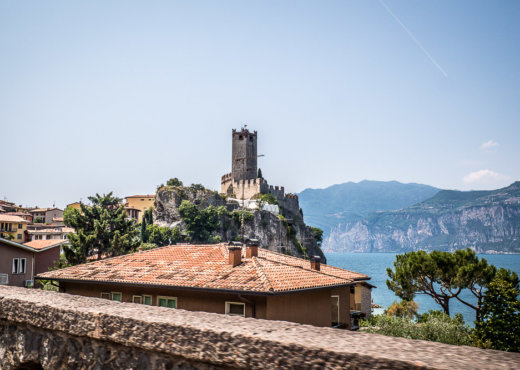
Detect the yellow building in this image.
<box><xmin>0</xmin><ymin>215</ymin><xmax>29</xmax><ymax>243</ymax></box>
<box><xmin>66</xmin><ymin>202</ymin><xmax>82</xmax><ymax>211</ymax></box>
<box><xmin>125</xmin><ymin>195</ymin><xmax>154</xmax><ymax>223</ymax></box>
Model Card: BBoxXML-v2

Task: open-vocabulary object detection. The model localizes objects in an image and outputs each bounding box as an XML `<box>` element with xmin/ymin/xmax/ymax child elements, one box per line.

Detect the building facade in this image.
<box><xmin>125</xmin><ymin>195</ymin><xmax>154</xmax><ymax>222</ymax></box>
<box><xmin>38</xmin><ymin>243</ymin><xmax>373</xmax><ymax>329</ymax></box>
<box><xmin>0</xmin><ymin>215</ymin><xmax>28</xmax><ymax>243</ymax></box>
<box><xmin>0</xmin><ymin>238</ymin><xmax>63</xmax><ymax>288</ymax></box>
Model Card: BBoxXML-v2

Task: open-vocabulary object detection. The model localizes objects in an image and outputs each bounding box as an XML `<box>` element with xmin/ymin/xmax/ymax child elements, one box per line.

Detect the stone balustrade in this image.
<box><xmin>1</xmin><ymin>286</ymin><xmax>519</xmax><ymax>369</ymax></box>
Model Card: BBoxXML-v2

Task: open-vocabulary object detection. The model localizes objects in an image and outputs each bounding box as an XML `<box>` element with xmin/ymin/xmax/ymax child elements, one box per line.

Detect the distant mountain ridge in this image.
<box><xmin>323</xmin><ymin>181</ymin><xmax>520</xmax><ymax>254</ymax></box>
<box><xmin>298</xmin><ymin>180</ymin><xmax>440</xmax><ymax>236</ymax></box>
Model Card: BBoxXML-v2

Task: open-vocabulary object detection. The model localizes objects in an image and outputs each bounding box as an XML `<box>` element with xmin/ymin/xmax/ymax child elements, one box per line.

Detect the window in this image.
<box><xmin>225</xmin><ymin>302</ymin><xmax>245</xmax><ymax>317</ymax></box>
<box><xmin>111</xmin><ymin>292</ymin><xmax>122</xmax><ymax>302</ymax></box>
<box><xmin>132</xmin><ymin>295</ymin><xmax>142</xmax><ymax>304</ymax></box>
<box><xmin>17</xmin><ymin>234</ymin><xmax>22</xmax><ymax>239</ymax></box>
<box><xmin>18</xmin><ymin>224</ymin><xmax>22</xmax><ymax>228</ymax></box>
<box><xmin>158</xmin><ymin>296</ymin><xmax>176</xmax><ymax>308</ymax></box>
<box><xmin>143</xmin><ymin>295</ymin><xmax>152</xmax><ymax>305</ymax></box>
<box><xmin>12</xmin><ymin>258</ymin><xmax>26</xmax><ymax>274</ymax></box>
<box><xmin>100</xmin><ymin>292</ymin><xmax>111</xmax><ymax>299</ymax></box>
<box><xmin>0</xmin><ymin>274</ymin><xmax>8</xmax><ymax>285</ymax></box>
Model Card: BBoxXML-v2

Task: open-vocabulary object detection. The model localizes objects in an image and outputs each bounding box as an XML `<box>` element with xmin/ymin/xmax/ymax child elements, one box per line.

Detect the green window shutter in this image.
<box><xmin>144</xmin><ymin>296</ymin><xmax>152</xmax><ymax>305</ymax></box>
<box><xmin>168</xmin><ymin>299</ymin><xmax>176</xmax><ymax>308</ymax></box>
<box><xmin>112</xmin><ymin>293</ymin><xmax>121</xmax><ymax>302</ymax></box>
<box><xmin>158</xmin><ymin>298</ymin><xmax>167</xmax><ymax>307</ymax></box>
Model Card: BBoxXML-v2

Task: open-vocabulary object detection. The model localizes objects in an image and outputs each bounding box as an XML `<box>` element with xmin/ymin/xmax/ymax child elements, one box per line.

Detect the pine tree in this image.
<box><xmin>257</xmin><ymin>168</ymin><xmax>263</xmax><ymax>178</ymax></box>
<box><xmin>63</xmin><ymin>192</ymin><xmax>139</xmax><ymax>264</ymax></box>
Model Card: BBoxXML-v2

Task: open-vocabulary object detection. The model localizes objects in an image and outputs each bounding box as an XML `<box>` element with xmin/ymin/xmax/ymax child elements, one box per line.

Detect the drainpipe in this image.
<box><xmin>238</xmin><ymin>294</ymin><xmax>256</xmax><ymax>318</ymax></box>
<box><xmin>31</xmin><ymin>253</ymin><xmax>35</xmax><ymax>286</ymax></box>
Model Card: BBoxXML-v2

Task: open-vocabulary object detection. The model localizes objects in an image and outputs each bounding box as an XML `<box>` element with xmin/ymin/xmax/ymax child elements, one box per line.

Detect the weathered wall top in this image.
<box><xmin>1</xmin><ymin>286</ymin><xmax>519</xmax><ymax>369</ymax></box>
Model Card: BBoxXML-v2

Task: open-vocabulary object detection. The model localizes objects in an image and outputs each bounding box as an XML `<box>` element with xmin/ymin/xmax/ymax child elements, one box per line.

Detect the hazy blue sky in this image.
<box><xmin>1</xmin><ymin>0</ymin><xmax>519</xmax><ymax>208</ymax></box>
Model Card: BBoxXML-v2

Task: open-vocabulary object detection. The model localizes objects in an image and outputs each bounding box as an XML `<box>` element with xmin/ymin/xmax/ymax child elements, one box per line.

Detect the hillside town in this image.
<box><xmin>0</xmin><ymin>128</ymin><xmax>373</xmax><ymax>331</ymax></box>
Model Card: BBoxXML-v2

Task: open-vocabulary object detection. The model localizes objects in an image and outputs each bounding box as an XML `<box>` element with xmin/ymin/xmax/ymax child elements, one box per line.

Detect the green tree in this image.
<box><xmin>146</xmin><ymin>224</ymin><xmax>180</xmax><ymax>246</ymax></box>
<box><xmin>475</xmin><ymin>268</ymin><xmax>520</xmax><ymax>352</ymax></box>
<box><xmin>63</xmin><ymin>192</ymin><xmax>139</xmax><ymax>264</ymax></box>
<box><xmin>178</xmin><ymin>200</ymin><xmax>219</xmax><ymax>243</ymax></box>
<box><xmin>166</xmin><ymin>177</ymin><xmax>183</xmax><ymax>187</ymax></box>
<box><xmin>34</xmin><ymin>217</ymin><xmax>44</xmax><ymax>223</ymax></box>
<box><xmin>387</xmin><ymin>249</ymin><xmax>497</xmax><ymax>321</ymax></box>
<box><xmin>141</xmin><ymin>219</ymin><xmax>148</xmax><ymax>243</ymax></box>
<box><xmin>385</xmin><ymin>300</ymin><xmax>419</xmax><ymax>319</ymax></box>
<box><xmin>451</xmin><ymin>249</ymin><xmax>496</xmax><ymax>322</ymax></box>
<box><xmin>387</xmin><ymin>250</ymin><xmax>461</xmax><ymax>316</ymax></box>
<box><xmin>310</xmin><ymin>227</ymin><xmax>323</xmax><ymax>247</ymax></box>
<box><xmin>190</xmin><ymin>183</ymin><xmax>205</xmax><ymax>192</ymax></box>
<box><xmin>257</xmin><ymin>168</ymin><xmax>263</xmax><ymax>178</ymax></box>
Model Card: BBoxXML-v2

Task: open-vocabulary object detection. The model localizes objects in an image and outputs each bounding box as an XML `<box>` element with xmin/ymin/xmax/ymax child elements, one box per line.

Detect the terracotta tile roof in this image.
<box><xmin>257</xmin><ymin>249</ymin><xmax>368</xmax><ymax>281</ymax></box>
<box><xmin>37</xmin><ymin>244</ymin><xmax>369</xmax><ymax>293</ymax></box>
<box><xmin>28</xmin><ymin>208</ymin><xmax>50</xmax><ymax>213</ymax></box>
<box><xmin>23</xmin><ymin>239</ymin><xmax>67</xmax><ymax>250</ymax></box>
<box><xmin>0</xmin><ymin>214</ymin><xmax>29</xmax><ymax>223</ymax></box>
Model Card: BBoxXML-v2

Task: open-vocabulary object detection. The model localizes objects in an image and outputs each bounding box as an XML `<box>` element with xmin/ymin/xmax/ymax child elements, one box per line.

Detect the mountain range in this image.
<box><xmin>299</xmin><ymin>180</ymin><xmax>520</xmax><ymax>254</ymax></box>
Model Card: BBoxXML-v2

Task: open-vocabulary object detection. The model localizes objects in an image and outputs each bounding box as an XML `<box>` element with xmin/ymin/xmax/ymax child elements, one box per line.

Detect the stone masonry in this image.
<box><xmin>1</xmin><ymin>287</ymin><xmax>520</xmax><ymax>369</ymax></box>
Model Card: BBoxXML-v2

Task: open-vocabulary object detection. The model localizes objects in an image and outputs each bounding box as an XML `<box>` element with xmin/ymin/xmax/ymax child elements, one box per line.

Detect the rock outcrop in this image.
<box><xmin>153</xmin><ymin>185</ymin><xmax>325</xmax><ymax>261</ymax></box>
<box><xmin>324</xmin><ymin>182</ymin><xmax>520</xmax><ymax>254</ymax></box>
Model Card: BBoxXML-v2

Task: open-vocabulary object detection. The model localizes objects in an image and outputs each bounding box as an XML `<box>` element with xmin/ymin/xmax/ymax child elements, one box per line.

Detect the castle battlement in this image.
<box><xmin>221</xmin><ymin>173</ymin><xmax>233</xmax><ymax>182</ymax></box>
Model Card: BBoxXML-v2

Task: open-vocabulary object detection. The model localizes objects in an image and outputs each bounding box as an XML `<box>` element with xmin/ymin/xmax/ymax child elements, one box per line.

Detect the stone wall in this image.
<box><xmin>1</xmin><ymin>286</ymin><xmax>520</xmax><ymax>369</ymax></box>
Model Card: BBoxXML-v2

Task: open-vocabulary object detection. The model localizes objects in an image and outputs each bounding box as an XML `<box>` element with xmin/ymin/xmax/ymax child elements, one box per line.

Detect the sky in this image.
<box><xmin>1</xmin><ymin>0</ymin><xmax>519</xmax><ymax>208</ymax></box>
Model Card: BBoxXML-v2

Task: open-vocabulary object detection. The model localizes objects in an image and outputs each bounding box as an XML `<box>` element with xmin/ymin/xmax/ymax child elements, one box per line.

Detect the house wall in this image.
<box><xmin>265</xmin><ymin>288</ymin><xmax>333</xmax><ymax>327</ymax></box>
<box><xmin>61</xmin><ymin>282</ymin><xmax>267</xmax><ymax>319</ymax></box>
<box><xmin>331</xmin><ymin>286</ymin><xmax>351</xmax><ymax>328</ymax></box>
<box><xmin>58</xmin><ymin>282</ymin><xmax>343</xmax><ymax>327</ymax></box>
<box><xmin>45</xmin><ymin>209</ymin><xmax>63</xmax><ymax>224</ymax></box>
<box><xmin>34</xmin><ymin>247</ymin><xmax>60</xmax><ymax>275</ymax></box>
<box><xmin>0</xmin><ymin>220</ymin><xmax>27</xmax><ymax>243</ymax></box>
<box><xmin>126</xmin><ymin>197</ymin><xmax>154</xmax><ymax>222</ymax></box>
<box><xmin>0</xmin><ymin>242</ymin><xmax>34</xmax><ymax>287</ymax></box>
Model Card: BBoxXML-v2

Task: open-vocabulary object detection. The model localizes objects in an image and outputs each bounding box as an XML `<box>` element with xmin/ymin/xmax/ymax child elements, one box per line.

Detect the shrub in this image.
<box><xmin>361</xmin><ymin>313</ymin><xmax>473</xmax><ymax>346</ymax></box>
<box><xmin>166</xmin><ymin>177</ymin><xmax>183</xmax><ymax>187</ymax></box>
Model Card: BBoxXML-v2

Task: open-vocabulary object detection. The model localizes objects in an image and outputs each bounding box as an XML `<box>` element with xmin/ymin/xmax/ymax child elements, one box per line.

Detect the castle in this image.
<box><xmin>220</xmin><ymin>128</ymin><xmax>300</xmax><ymax>214</ymax></box>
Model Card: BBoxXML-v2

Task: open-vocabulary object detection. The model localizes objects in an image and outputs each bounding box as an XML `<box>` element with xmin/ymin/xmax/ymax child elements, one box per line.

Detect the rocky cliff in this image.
<box><xmin>153</xmin><ymin>185</ymin><xmax>325</xmax><ymax>261</ymax></box>
<box><xmin>324</xmin><ymin>182</ymin><xmax>520</xmax><ymax>254</ymax></box>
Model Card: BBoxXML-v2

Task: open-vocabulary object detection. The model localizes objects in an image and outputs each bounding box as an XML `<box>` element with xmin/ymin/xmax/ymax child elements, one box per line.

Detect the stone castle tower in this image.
<box><xmin>221</xmin><ymin>128</ymin><xmax>300</xmax><ymax>215</ymax></box>
<box><xmin>231</xmin><ymin>128</ymin><xmax>258</xmax><ymax>181</ymax></box>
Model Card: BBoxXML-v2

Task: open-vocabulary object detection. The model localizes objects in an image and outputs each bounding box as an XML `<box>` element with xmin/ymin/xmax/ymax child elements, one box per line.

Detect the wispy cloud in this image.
<box><xmin>379</xmin><ymin>0</ymin><xmax>448</xmax><ymax>78</ymax></box>
<box><xmin>481</xmin><ymin>140</ymin><xmax>500</xmax><ymax>150</ymax></box>
<box><xmin>463</xmin><ymin>169</ymin><xmax>507</xmax><ymax>184</ymax></box>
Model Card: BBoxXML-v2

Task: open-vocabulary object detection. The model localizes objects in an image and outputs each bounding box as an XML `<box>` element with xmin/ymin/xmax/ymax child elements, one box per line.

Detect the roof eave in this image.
<box><xmin>34</xmin><ymin>277</ymin><xmax>354</xmax><ymax>296</ymax></box>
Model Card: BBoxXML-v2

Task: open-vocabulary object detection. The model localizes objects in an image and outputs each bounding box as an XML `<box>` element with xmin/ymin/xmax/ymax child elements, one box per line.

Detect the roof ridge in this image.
<box><xmin>258</xmin><ymin>255</ymin><xmax>353</xmax><ymax>283</ymax></box>
<box><xmin>261</xmin><ymin>248</ymin><xmax>367</xmax><ymax>278</ymax></box>
<box><xmin>252</xmin><ymin>257</ymin><xmax>274</xmax><ymax>292</ymax></box>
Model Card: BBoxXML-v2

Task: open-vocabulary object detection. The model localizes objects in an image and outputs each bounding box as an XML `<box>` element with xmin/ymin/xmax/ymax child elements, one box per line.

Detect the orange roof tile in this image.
<box><xmin>23</xmin><ymin>239</ymin><xmax>67</xmax><ymax>250</ymax></box>
<box><xmin>0</xmin><ymin>214</ymin><xmax>29</xmax><ymax>223</ymax></box>
<box><xmin>37</xmin><ymin>244</ymin><xmax>370</xmax><ymax>293</ymax></box>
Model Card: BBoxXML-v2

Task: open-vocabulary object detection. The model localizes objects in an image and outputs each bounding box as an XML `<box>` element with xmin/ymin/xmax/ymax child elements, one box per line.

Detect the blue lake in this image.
<box><xmin>326</xmin><ymin>252</ymin><xmax>520</xmax><ymax>325</ymax></box>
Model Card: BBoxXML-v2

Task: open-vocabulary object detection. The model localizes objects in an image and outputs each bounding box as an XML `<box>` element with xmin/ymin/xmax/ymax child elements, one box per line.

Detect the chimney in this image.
<box><xmin>228</xmin><ymin>242</ymin><xmax>242</xmax><ymax>267</ymax></box>
<box><xmin>310</xmin><ymin>256</ymin><xmax>321</xmax><ymax>271</ymax></box>
<box><xmin>138</xmin><ymin>246</ymin><xmax>143</xmax><ymax>253</ymax></box>
<box><xmin>246</xmin><ymin>238</ymin><xmax>259</xmax><ymax>258</ymax></box>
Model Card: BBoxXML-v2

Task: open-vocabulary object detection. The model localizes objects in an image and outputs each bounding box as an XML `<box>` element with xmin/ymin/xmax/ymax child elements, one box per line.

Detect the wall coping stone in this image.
<box><xmin>1</xmin><ymin>286</ymin><xmax>520</xmax><ymax>369</ymax></box>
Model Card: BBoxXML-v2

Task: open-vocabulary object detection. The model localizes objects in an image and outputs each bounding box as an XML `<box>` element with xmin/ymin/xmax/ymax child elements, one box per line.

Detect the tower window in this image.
<box><xmin>239</xmin><ymin>135</ymin><xmax>243</xmax><ymax>140</ymax></box>
<box><xmin>249</xmin><ymin>136</ymin><xmax>253</xmax><ymax>141</ymax></box>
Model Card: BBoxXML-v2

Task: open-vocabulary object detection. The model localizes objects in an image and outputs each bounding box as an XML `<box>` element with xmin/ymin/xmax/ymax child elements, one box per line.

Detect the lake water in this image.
<box><xmin>326</xmin><ymin>252</ymin><xmax>520</xmax><ymax>325</ymax></box>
